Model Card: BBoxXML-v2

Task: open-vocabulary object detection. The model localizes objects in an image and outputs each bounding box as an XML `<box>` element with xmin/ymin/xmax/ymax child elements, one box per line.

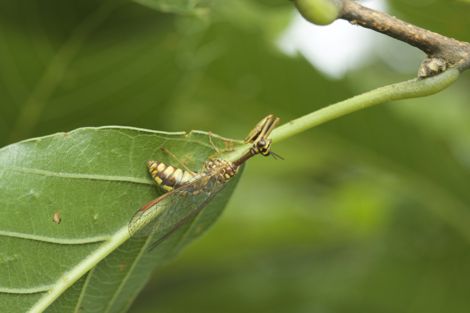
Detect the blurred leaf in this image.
<box><xmin>390</xmin><ymin>0</ymin><xmax>470</xmax><ymax>39</ymax></box>
<box><xmin>132</xmin><ymin>0</ymin><xmax>208</xmax><ymax>14</ymax></box>
<box><xmin>0</xmin><ymin>127</ymin><xmax>241</xmax><ymax>312</ymax></box>
<box><xmin>0</xmin><ymin>0</ymin><xmax>206</xmax><ymax>145</ymax></box>
<box><xmin>0</xmin><ymin>0</ymin><xmax>292</xmax><ymax>146</ymax></box>
<box><xmin>211</xmin><ymin>1</ymin><xmax>292</xmax><ymax>39</ymax></box>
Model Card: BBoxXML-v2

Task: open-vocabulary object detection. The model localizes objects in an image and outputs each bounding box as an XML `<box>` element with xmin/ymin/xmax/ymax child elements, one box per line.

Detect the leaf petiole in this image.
<box><xmin>269</xmin><ymin>69</ymin><xmax>459</xmax><ymax>144</ymax></box>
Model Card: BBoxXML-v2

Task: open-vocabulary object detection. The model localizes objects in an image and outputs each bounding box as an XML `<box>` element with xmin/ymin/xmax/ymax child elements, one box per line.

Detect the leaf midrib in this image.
<box><xmin>0</xmin><ymin>230</ymin><xmax>108</xmax><ymax>245</ymax></box>
<box><xmin>4</xmin><ymin>166</ymin><xmax>152</xmax><ymax>185</ymax></box>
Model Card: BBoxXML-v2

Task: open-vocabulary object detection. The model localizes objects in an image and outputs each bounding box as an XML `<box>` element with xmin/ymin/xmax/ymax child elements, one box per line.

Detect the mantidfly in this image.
<box><xmin>128</xmin><ymin>115</ymin><xmax>281</xmax><ymax>250</ymax></box>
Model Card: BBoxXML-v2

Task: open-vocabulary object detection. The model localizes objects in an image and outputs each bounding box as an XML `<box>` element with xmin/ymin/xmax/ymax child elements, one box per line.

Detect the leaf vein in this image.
<box><xmin>72</xmin><ymin>269</ymin><xmax>94</xmax><ymax>313</ymax></box>
<box><xmin>103</xmin><ymin>236</ymin><xmax>153</xmax><ymax>313</ymax></box>
<box><xmin>0</xmin><ymin>230</ymin><xmax>109</xmax><ymax>245</ymax></box>
<box><xmin>0</xmin><ymin>285</ymin><xmax>51</xmax><ymax>294</ymax></box>
<box><xmin>4</xmin><ymin>166</ymin><xmax>152</xmax><ymax>185</ymax></box>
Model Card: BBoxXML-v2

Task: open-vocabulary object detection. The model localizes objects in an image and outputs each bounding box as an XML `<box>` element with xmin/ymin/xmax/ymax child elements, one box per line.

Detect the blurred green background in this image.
<box><xmin>1</xmin><ymin>0</ymin><xmax>470</xmax><ymax>312</ymax></box>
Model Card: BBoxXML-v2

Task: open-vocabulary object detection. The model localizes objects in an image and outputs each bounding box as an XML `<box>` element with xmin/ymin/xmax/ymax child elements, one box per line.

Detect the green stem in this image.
<box><xmin>270</xmin><ymin>69</ymin><xmax>459</xmax><ymax>143</ymax></box>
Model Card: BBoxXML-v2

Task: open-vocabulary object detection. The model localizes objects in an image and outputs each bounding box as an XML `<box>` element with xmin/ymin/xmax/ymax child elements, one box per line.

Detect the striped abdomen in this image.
<box><xmin>147</xmin><ymin>160</ymin><xmax>196</xmax><ymax>192</ymax></box>
<box><xmin>203</xmin><ymin>159</ymin><xmax>238</xmax><ymax>183</ymax></box>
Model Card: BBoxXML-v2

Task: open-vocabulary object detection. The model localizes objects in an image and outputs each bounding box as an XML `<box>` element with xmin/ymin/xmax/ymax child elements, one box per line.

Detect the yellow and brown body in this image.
<box><xmin>202</xmin><ymin>159</ymin><xmax>239</xmax><ymax>183</ymax></box>
<box><xmin>148</xmin><ymin>158</ymin><xmax>239</xmax><ymax>192</ymax></box>
<box><xmin>147</xmin><ymin>160</ymin><xmax>196</xmax><ymax>192</ymax></box>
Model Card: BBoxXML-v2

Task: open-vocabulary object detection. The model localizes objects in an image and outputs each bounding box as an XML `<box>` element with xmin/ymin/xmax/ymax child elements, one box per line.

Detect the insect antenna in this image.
<box><xmin>160</xmin><ymin>147</ymin><xmax>195</xmax><ymax>174</ymax></box>
<box><xmin>270</xmin><ymin>151</ymin><xmax>284</xmax><ymax>160</ymax></box>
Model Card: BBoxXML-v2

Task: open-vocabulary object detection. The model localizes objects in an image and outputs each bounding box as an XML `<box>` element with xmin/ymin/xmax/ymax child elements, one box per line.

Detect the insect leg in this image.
<box><xmin>159</xmin><ymin>147</ymin><xmax>196</xmax><ymax>174</ymax></box>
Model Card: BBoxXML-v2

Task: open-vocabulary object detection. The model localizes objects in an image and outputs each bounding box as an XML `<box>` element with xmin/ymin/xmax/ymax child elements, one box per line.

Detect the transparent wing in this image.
<box><xmin>128</xmin><ymin>172</ymin><xmax>226</xmax><ymax>251</ymax></box>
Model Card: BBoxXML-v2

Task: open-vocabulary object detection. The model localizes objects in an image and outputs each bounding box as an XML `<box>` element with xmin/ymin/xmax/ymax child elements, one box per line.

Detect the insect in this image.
<box><xmin>128</xmin><ymin>115</ymin><xmax>280</xmax><ymax>250</ymax></box>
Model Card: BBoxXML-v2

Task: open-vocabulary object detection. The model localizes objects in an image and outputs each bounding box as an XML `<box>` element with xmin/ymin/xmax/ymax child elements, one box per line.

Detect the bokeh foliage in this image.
<box><xmin>1</xmin><ymin>0</ymin><xmax>470</xmax><ymax>312</ymax></box>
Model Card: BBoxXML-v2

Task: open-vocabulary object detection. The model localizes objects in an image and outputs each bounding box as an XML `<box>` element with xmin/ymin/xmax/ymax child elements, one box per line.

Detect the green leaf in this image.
<box><xmin>390</xmin><ymin>0</ymin><xmax>470</xmax><ymax>40</ymax></box>
<box><xmin>0</xmin><ymin>0</ymin><xmax>290</xmax><ymax>146</ymax></box>
<box><xmin>0</xmin><ymin>126</ymin><xmax>242</xmax><ymax>313</ymax></box>
<box><xmin>132</xmin><ymin>0</ymin><xmax>208</xmax><ymax>14</ymax></box>
<box><xmin>0</xmin><ymin>0</ymin><xmax>208</xmax><ymax>146</ymax></box>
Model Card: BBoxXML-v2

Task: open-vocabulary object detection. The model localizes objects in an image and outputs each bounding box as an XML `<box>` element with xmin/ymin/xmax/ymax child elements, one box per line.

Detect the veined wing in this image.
<box><xmin>128</xmin><ymin>172</ymin><xmax>226</xmax><ymax>251</ymax></box>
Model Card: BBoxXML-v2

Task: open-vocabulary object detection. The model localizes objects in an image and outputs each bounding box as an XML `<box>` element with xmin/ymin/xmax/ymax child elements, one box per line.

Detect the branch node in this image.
<box><xmin>418</xmin><ymin>57</ymin><xmax>448</xmax><ymax>79</ymax></box>
<box><xmin>326</xmin><ymin>0</ymin><xmax>470</xmax><ymax>74</ymax></box>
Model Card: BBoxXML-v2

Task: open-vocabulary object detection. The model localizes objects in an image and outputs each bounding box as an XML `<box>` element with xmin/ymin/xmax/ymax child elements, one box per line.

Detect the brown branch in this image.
<box><xmin>338</xmin><ymin>0</ymin><xmax>470</xmax><ymax>77</ymax></box>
